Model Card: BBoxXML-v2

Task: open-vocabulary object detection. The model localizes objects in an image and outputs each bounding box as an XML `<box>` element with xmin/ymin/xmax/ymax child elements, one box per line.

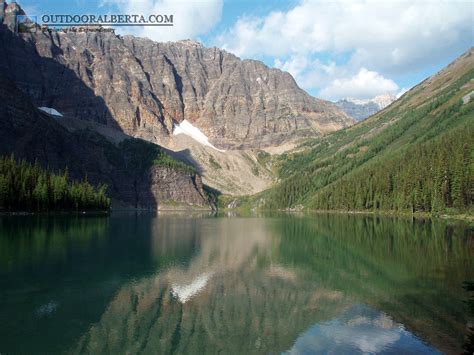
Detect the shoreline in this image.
<box><xmin>1</xmin><ymin>207</ymin><xmax>472</xmax><ymax>223</ymax></box>
<box><xmin>305</xmin><ymin>209</ymin><xmax>474</xmax><ymax>222</ymax></box>
<box><xmin>218</xmin><ymin>206</ymin><xmax>474</xmax><ymax>222</ymax></box>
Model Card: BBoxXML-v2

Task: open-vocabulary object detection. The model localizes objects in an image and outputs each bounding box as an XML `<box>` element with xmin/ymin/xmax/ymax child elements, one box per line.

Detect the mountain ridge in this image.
<box><xmin>0</xmin><ymin>9</ymin><xmax>354</xmax><ymax>150</ymax></box>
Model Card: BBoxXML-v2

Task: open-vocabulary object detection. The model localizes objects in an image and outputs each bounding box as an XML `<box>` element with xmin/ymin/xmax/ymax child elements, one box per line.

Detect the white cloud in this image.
<box><xmin>274</xmin><ymin>56</ymin><xmax>342</xmax><ymax>92</ymax></box>
<box><xmin>217</xmin><ymin>0</ymin><xmax>472</xmax><ymax>74</ymax></box>
<box><xmin>274</xmin><ymin>56</ymin><xmax>309</xmax><ymax>80</ymax></box>
<box><xmin>287</xmin><ymin>307</ymin><xmax>409</xmax><ymax>354</ymax></box>
<box><xmin>319</xmin><ymin>68</ymin><xmax>399</xmax><ymax>101</ymax></box>
<box><xmin>101</xmin><ymin>0</ymin><xmax>223</xmax><ymax>42</ymax></box>
<box><xmin>396</xmin><ymin>87</ymin><xmax>410</xmax><ymax>98</ymax></box>
<box><xmin>216</xmin><ymin>0</ymin><xmax>472</xmax><ymax>100</ymax></box>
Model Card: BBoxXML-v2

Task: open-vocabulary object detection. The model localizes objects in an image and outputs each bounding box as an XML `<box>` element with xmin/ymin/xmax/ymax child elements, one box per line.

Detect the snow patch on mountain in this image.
<box><xmin>38</xmin><ymin>107</ymin><xmax>63</xmax><ymax>117</ymax></box>
<box><xmin>173</xmin><ymin>119</ymin><xmax>225</xmax><ymax>152</ymax></box>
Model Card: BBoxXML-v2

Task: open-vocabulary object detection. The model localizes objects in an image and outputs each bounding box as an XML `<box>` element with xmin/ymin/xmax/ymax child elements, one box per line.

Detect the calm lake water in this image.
<box><xmin>0</xmin><ymin>213</ymin><xmax>472</xmax><ymax>354</ymax></box>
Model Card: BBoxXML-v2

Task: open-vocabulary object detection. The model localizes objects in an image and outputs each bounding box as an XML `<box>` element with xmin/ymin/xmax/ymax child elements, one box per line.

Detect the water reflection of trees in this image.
<box><xmin>273</xmin><ymin>214</ymin><xmax>474</xmax><ymax>354</ymax></box>
<box><xmin>463</xmin><ymin>281</ymin><xmax>474</xmax><ymax>354</ymax></box>
<box><xmin>0</xmin><ymin>215</ymin><xmax>108</xmax><ymax>270</ymax></box>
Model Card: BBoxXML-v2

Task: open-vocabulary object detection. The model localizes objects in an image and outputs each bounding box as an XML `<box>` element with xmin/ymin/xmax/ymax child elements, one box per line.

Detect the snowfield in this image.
<box><xmin>173</xmin><ymin>119</ymin><xmax>225</xmax><ymax>152</ymax></box>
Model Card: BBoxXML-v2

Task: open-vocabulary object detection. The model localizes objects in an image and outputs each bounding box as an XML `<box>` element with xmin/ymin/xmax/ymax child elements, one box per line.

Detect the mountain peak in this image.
<box><xmin>174</xmin><ymin>39</ymin><xmax>204</xmax><ymax>48</ymax></box>
<box><xmin>1</xmin><ymin>0</ymin><xmax>26</xmax><ymax>31</ymax></box>
<box><xmin>371</xmin><ymin>94</ymin><xmax>398</xmax><ymax>108</ymax></box>
<box><xmin>336</xmin><ymin>94</ymin><xmax>397</xmax><ymax>121</ymax></box>
<box><xmin>342</xmin><ymin>93</ymin><xmax>396</xmax><ymax>108</ymax></box>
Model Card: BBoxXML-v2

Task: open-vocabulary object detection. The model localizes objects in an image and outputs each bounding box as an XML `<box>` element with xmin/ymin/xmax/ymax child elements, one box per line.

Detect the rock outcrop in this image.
<box><xmin>0</xmin><ymin>1</ymin><xmax>4</xmax><ymax>24</ymax></box>
<box><xmin>137</xmin><ymin>166</ymin><xmax>208</xmax><ymax>208</ymax></box>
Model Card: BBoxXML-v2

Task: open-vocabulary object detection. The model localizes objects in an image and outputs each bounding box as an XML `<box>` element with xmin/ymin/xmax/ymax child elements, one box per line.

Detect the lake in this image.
<box><xmin>0</xmin><ymin>213</ymin><xmax>472</xmax><ymax>354</ymax></box>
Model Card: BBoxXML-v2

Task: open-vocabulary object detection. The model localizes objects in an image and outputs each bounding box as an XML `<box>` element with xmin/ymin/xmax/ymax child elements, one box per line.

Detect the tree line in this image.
<box><xmin>0</xmin><ymin>155</ymin><xmax>110</xmax><ymax>212</ymax></box>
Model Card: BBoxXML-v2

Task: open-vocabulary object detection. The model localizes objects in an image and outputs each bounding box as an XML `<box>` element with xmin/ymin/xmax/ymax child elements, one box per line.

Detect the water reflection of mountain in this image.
<box><xmin>72</xmin><ymin>217</ymin><xmax>351</xmax><ymax>354</ymax></box>
<box><xmin>0</xmin><ymin>214</ymin><xmax>472</xmax><ymax>354</ymax></box>
<box><xmin>71</xmin><ymin>215</ymin><xmax>472</xmax><ymax>354</ymax></box>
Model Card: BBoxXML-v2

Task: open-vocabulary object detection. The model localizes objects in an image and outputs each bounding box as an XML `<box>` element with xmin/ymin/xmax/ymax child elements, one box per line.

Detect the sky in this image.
<box><xmin>16</xmin><ymin>0</ymin><xmax>474</xmax><ymax>101</ymax></box>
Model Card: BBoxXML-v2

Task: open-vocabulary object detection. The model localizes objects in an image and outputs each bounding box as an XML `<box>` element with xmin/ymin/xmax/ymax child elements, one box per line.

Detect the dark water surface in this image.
<box><xmin>0</xmin><ymin>213</ymin><xmax>472</xmax><ymax>354</ymax></box>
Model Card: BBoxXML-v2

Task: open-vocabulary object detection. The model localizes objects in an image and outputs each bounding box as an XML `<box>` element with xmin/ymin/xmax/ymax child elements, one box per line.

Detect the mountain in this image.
<box><xmin>256</xmin><ymin>48</ymin><xmax>474</xmax><ymax>215</ymax></box>
<box><xmin>335</xmin><ymin>94</ymin><xmax>397</xmax><ymax>121</ymax></box>
<box><xmin>0</xmin><ymin>15</ymin><xmax>353</xmax><ymax>149</ymax></box>
<box><xmin>0</xmin><ymin>2</ymin><xmax>354</xmax><ymax>197</ymax></box>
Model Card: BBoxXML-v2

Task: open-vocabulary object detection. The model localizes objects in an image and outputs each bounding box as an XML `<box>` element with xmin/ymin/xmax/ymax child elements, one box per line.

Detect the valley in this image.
<box><xmin>0</xmin><ymin>1</ymin><xmax>472</xmax><ymax>218</ymax></box>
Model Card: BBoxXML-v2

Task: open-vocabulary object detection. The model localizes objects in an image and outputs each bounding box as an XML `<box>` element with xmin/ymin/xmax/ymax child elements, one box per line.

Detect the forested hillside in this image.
<box><xmin>310</xmin><ymin>123</ymin><xmax>472</xmax><ymax>212</ymax></box>
<box><xmin>260</xmin><ymin>48</ymin><xmax>474</xmax><ymax>215</ymax></box>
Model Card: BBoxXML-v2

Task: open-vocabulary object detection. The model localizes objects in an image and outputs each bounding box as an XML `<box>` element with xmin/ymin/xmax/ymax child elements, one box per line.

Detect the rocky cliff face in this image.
<box><xmin>335</xmin><ymin>94</ymin><xmax>397</xmax><ymax>121</ymax></box>
<box><xmin>0</xmin><ymin>11</ymin><xmax>353</xmax><ymax>149</ymax></box>
<box><xmin>0</xmin><ymin>71</ymin><xmax>212</xmax><ymax>209</ymax></box>
<box><xmin>137</xmin><ymin>166</ymin><xmax>208</xmax><ymax>208</ymax></box>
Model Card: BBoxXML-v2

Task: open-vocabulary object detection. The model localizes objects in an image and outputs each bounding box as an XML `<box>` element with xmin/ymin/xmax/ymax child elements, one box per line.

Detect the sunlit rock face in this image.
<box><xmin>0</xmin><ymin>11</ymin><xmax>353</xmax><ymax>150</ymax></box>
<box><xmin>2</xmin><ymin>0</ymin><xmax>23</xmax><ymax>30</ymax></box>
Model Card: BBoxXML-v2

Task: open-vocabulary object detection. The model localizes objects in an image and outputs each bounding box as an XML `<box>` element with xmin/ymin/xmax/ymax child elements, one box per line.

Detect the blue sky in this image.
<box><xmin>16</xmin><ymin>0</ymin><xmax>473</xmax><ymax>101</ymax></box>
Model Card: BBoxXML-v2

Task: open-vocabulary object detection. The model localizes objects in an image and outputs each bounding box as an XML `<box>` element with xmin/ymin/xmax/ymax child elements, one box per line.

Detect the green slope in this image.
<box><xmin>259</xmin><ymin>48</ymin><xmax>474</xmax><ymax>215</ymax></box>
